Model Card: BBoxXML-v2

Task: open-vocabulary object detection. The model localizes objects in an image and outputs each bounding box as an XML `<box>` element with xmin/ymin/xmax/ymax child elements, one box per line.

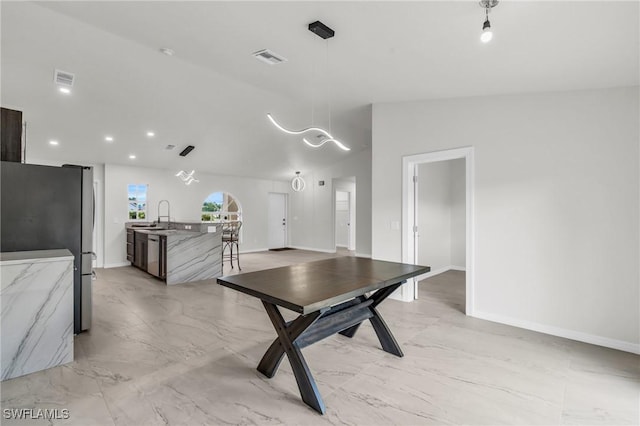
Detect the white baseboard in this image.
<box><xmin>355</xmin><ymin>252</ymin><xmax>371</xmax><ymax>258</ymax></box>
<box><xmin>239</xmin><ymin>248</ymin><xmax>269</xmax><ymax>254</ymax></box>
<box><xmin>289</xmin><ymin>246</ymin><xmax>336</xmax><ymax>254</ymax></box>
<box><xmin>473</xmin><ymin>310</ymin><xmax>640</xmax><ymax>355</ymax></box>
<box><xmin>104</xmin><ymin>262</ymin><xmax>130</xmax><ymax>269</ymax></box>
<box><xmin>450</xmin><ymin>265</ymin><xmax>466</xmax><ymax>271</ymax></box>
<box><xmin>414</xmin><ymin>265</ymin><xmax>464</xmax><ymax>282</ymax></box>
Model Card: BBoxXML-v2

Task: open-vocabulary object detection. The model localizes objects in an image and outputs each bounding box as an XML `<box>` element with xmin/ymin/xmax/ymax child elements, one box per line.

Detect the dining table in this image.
<box><xmin>217</xmin><ymin>256</ymin><xmax>430</xmax><ymax>414</ymax></box>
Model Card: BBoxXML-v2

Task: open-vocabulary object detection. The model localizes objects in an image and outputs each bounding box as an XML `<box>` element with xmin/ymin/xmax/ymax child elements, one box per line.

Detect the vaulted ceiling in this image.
<box><xmin>2</xmin><ymin>1</ymin><xmax>638</xmax><ymax>180</ymax></box>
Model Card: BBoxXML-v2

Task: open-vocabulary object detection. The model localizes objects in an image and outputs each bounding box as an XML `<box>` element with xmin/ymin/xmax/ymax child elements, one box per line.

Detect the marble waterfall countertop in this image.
<box><xmin>0</xmin><ymin>249</ymin><xmax>74</xmax><ymax>380</ymax></box>
<box><xmin>134</xmin><ymin>227</ymin><xmax>223</xmax><ymax>285</ymax></box>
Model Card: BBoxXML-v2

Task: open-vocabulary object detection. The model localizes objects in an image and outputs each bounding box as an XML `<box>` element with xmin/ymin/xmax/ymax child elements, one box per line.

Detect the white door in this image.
<box><xmin>268</xmin><ymin>193</ymin><xmax>287</xmax><ymax>249</ymax></box>
<box><xmin>335</xmin><ymin>191</ymin><xmax>350</xmax><ymax>248</ymax></box>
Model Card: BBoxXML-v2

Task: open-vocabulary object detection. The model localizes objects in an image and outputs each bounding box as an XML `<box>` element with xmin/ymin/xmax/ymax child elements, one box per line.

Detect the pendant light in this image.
<box><xmin>291</xmin><ymin>171</ymin><xmax>306</xmax><ymax>192</ymax></box>
<box><xmin>479</xmin><ymin>0</ymin><xmax>498</xmax><ymax>43</ymax></box>
<box><xmin>267</xmin><ymin>20</ymin><xmax>350</xmax><ymax>151</ymax></box>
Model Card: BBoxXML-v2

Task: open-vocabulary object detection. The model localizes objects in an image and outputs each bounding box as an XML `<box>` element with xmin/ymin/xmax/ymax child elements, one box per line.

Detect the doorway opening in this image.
<box><xmin>333</xmin><ymin>177</ymin><xmax>356</xmax><ymax>253</ymax></box>
<box><xmin>402</xmin><ymin>147</ymin><xmax>474</xmax><ymax>315</ymax></box>
<box><xmin>268</xmin><ymin>192</ymin><xmax>288</xmax><ymax>250</ymax></box>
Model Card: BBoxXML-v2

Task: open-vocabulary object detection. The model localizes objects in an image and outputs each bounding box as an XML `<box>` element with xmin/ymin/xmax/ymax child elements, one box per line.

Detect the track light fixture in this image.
<box><xmin>479</xmin><ymin>0</ymin><xmax>498</xmax><ymax>43</ymax></box>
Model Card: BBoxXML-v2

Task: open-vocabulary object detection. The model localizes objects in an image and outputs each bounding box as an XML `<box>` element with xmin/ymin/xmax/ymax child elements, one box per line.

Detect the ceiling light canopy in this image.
<box><xmin>479</xmin><ymin>0</ymin><xmax>498</xmax><ymax>43</ymax></box>
<box><xmin>146</xmin><ymin>131</ymin><xmax>155</xmax><ymax>137</ymax></box>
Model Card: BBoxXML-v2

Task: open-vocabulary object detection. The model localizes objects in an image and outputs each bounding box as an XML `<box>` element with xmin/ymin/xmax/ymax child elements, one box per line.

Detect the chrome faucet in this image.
<box><xmin>157</xmin><ymin>200</ymin><xmax>171</xmax><ymax>226</ymax></box>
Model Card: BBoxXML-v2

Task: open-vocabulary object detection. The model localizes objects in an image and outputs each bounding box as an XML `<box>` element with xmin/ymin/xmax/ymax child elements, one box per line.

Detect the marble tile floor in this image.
<box><xmin>1</xmin><ymin>250</ymin><xmax>638</xmax><ymax>425</ymax></box>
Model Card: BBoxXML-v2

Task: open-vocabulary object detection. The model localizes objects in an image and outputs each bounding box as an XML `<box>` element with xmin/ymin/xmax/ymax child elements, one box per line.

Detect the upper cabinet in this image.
<box><xmin>1</xmin><ymin>107</ymin><xmax>23</xmax><ymax>163</ymax></box>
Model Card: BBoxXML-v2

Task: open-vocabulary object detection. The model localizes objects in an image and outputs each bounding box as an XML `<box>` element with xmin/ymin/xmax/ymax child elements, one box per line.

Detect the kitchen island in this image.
<box><xmin>127</xmin><ymin>225</ymin><xmax>222</xmax><ymax>285</ymax></box>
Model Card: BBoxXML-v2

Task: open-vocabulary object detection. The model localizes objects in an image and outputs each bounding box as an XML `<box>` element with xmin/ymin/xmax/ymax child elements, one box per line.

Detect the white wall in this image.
<box><xmin>104</xmin><ymin>163</ymin><xmax>289</xmax><ymax>267</ymax></box>
<box><xmin>372</xmin><ymin>87</ymin><xmax>639</xmax><ymax>352</ymax></box>
<box><xmin>289</xmin><ymin>148</ymin><xmax>372</xmax><ymax>256</ymax></box>
<box><xmin>450</xmin><ymin>158</ymin><xmax>466</xmax><ymax>268</ymax></box>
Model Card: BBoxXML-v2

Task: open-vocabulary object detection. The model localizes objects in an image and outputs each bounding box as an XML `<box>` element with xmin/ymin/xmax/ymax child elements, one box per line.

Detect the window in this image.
<box><xmin>202</xmin><ymin>192</ymin><xmax>241</xmax><ymax>222</ymax></box>
<box><xmin>128</xmin><ymin>184</ymin><xmax>148</xmax><ymax>220</ymax></box>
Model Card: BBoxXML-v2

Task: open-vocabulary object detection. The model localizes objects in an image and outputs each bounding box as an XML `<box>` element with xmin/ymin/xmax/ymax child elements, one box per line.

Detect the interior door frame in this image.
<box><xmin>402</xmin><ymin>146</ymin><xmax>475</xmax><ymax>315</ymax></box>
<box><xmin>267</xmin><ymin>192</ymin><xmax>288</xmax><ymax>249</ymax></box>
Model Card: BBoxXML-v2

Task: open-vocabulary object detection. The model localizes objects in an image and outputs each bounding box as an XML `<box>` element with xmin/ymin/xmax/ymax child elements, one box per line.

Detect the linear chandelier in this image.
<box><xmin>267</xmin><ymin>113</ymin><xmax>350</xmax><ymax>151</ymax></box>
<box><xmin>267</xmin><ymin>20</ymin><xmax>350</xmax><ymax>152</ymax></box>
<box><xmin>175</xmin><ymin>170</ymin><xmax>199</xmax><ymax>185</ymax></box>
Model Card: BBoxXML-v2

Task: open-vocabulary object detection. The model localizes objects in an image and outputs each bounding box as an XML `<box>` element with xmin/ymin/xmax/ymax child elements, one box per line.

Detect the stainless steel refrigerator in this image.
<box><xmin>1</xmin><ymin>161</ymin><xmax>94</xmax><ymax>333</ymax></box>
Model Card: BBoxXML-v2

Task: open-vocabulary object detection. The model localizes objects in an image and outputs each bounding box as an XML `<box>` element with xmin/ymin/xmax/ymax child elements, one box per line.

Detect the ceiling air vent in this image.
<box><xmin>179</xmin><ymin>145</ymin><xmax>195</xmax><ymax>157</ymax></box>
<box><xmin>252</xmin><ymin>49</ymin><xmax>287</xmax><ymax>65</ymax></box>
<box><xmin>54</xmin><ymin>69</ymin><xmax>75</xmax><ymax>88</ymax></box>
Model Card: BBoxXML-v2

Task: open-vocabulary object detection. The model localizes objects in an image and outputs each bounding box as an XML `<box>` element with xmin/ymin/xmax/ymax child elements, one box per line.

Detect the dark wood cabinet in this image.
<box><xmin>126</xmin><ymin>229</ymin><xmax>134</xmax><ymax>263</ymax></box>
<box><xmin>134</xmin><ymin>232</ymin><xmax>148</xmax><ymax>271</ymax></box>
<box><xmin>1</xmin><ymin>108</ymin><xmax>23</xmax><ymax>162</ymax></box>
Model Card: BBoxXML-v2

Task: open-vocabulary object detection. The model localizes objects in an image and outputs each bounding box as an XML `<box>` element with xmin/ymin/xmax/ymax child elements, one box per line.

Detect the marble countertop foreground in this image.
<box><xmin>0</xmin><ymin>249</ymin><xmax>73</xmax><ymax>265</ymax></box>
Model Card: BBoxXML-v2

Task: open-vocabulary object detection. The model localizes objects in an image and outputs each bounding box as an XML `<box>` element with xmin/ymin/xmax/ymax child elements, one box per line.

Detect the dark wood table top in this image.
<box><xmin>217</xmin><ymin>257</ymin><xmax>430</xmax><ymax>314</ymax></box>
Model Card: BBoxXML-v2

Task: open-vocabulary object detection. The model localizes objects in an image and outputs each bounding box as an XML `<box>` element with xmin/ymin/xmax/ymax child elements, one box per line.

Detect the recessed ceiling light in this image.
<box><xmin>58</xmin><ymin>87</ymin><xmax>71</xmax><ymax>94</ymax></box>
<box><xmin>160</xmin><ymin>47</ymin><xmax>175</xmax><ymax>56</ymax></box>
<box><xmin>105</xmin><ymin>136</ymin><xmax>114</xmax><ymax>142</ymax></box>
<box><xmin>49</xmin><ymin>140</ymin><xmax>59</xmax><ymax>146</ymax></box>
<box><xmin>129</xmin><ymin>154</ymin><xmax>136</xmax><ymax>159</ymax></box>
<box><xmin>146</xmin><ymin>131</ymin><xmax>155</xmax><ymax>137</ymax></box>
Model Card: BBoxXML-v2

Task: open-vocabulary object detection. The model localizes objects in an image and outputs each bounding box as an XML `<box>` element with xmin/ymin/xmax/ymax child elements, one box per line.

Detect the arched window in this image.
<box><xmin>201</xmin><ymin>192</ymin><xmax>241</xmax><ymax>222</ymax></box>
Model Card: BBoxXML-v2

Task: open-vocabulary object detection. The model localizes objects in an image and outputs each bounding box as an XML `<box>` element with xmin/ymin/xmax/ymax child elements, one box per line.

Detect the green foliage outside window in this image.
<box><xmin>202</xmin><ymin>201</ymin><xmax>222</xmax><ymax>212</ymax></box>
<box><xmin>201</xmin><ymin>192</ymin><xmax>240</xmax><ymax>222</ymax></box>
<box><xmin>128</xmin><ymin>184</ymin><xmax>148</xmax><ymax>221</ymax></box>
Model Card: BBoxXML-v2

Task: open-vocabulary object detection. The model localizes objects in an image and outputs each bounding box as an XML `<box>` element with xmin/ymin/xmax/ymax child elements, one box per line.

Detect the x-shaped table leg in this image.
<box><xmin>257</xmin><ymin>301</ymin><xmax>326</xmax><ymax>414</ymax></box>
<box><xmin>338</xmin><ymin>282</ymin><xmax>404</xmax><ymax>357</ymax></box>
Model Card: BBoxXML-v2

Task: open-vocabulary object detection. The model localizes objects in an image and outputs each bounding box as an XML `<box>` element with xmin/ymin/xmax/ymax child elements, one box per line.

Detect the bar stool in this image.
<box><xmin>222</xmin><ymin>221</ymin><xmax>242</xmax><ymax>272</ymax></box>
